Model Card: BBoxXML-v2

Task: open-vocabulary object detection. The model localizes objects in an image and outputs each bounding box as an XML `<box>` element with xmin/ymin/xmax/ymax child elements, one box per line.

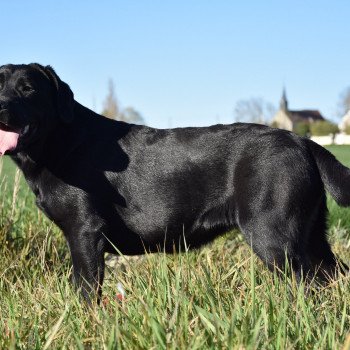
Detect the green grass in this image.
<box><xmin>326</xmin><ymin>145</ymin><xmax>350</xmax><ymax>167</ymax></box>
<box><xmin>1</xmin><ymin>147</ymin><xmax>350</xmax><ymax>349</ymax></box>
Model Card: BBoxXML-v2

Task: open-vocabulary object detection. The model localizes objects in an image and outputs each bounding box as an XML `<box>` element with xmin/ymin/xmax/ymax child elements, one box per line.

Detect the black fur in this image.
<box><xmin>0</xmin><ymin>63</ymin><xmax>349</xmax><ymax>302</ymax></box>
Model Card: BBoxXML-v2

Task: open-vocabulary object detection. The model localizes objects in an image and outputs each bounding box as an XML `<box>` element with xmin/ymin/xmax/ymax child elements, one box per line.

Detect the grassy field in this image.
<box><xmin>1</xmin><ymin>146</ymin><xmax>350</xmax><ymax>349</ymax></box>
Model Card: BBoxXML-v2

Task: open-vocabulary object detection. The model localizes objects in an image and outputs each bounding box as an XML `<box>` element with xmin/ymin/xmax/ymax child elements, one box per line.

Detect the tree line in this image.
<box><xmin>101</xmin><ymin>78</ymin><xmax>350</xmax><ymax>132</ymax></box>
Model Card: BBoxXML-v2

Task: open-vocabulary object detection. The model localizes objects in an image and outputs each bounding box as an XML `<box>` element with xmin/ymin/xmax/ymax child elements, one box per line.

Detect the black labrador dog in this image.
<box><xmin>0</xmin><ymin>63</ymin><xmax>349</xmax><ymax>302</ymax></box>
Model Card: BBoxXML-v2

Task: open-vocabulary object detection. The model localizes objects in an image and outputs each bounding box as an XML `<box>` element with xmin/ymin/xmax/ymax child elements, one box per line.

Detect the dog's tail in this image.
<box><xmin>307</xmin><ymin>139</ymin><xmax>350</xmax><ymax>206</ymax></box>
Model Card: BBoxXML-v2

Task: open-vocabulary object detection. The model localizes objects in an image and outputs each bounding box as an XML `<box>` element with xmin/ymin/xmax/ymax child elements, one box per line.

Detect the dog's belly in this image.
<box><xmin>105</xmin><ymin>222</ymin><xmax>231</xmax><ymax>255</ymax></box>
<box><xmin>107</xmin><ymin>199</ymin><xmax>236</xmax><ymax>254</ymax></box>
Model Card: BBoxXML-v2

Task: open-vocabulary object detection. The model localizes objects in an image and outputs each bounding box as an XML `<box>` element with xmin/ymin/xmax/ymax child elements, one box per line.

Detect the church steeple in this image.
<box><xmin>280</xmin><ymin>87</ymin><xmax>288</xmax><ymax>111</ymax></box>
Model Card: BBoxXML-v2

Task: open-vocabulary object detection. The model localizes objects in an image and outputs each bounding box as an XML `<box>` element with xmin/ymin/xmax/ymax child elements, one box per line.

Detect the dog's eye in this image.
<box><xmin>20</xmin><ymin>85</ymin><xmax>34</xmax><ymax>93</ymax></box>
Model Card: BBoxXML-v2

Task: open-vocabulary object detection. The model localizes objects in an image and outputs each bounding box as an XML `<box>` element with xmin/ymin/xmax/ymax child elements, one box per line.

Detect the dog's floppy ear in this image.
<box><xmin>30</xmin><ymin>63</ymin><xmax>74</xmax><ymax>123</ymax></box>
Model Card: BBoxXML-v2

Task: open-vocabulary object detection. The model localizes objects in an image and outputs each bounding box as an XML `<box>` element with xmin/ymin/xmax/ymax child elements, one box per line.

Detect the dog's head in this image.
<box><xmin>0</xmin><ymin>63</ymin><xmax>74</xmax><ymax>155</ymax></box>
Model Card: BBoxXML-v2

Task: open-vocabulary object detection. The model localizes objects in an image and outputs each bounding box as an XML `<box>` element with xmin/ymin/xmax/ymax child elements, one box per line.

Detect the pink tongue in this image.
<box><xmin>0</xmin><ymin>129</ymin><xmax>19</xmax><ymax>155</ymax></box>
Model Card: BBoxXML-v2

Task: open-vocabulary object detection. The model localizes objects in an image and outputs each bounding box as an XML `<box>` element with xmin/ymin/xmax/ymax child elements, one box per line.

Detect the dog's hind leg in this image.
<box><xmin>239</xmin><ymin>214</ymin><xmax>311</xmax><ymax>283</ymax></box>
<box><xmin>306</xmin><ymin>196</ymin><xmax>348</xmax><ymax>281</ymax></box>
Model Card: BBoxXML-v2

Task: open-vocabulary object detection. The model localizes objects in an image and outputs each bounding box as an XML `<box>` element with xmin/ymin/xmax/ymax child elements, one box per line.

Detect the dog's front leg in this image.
<box><xmin>65</xmin><ymin>231</ymin><xmax>106</xmax><ymax>304</ymax></box>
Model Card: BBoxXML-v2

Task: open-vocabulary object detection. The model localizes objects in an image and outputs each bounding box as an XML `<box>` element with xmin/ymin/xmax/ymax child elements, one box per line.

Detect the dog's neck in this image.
<box><xmin>11</xmin><ymin>103</ymin><xmax>90</xmax><ymax>180</ymax></box>
<box><xmin>10</xmin><ymin>101</ymin><xmax>135</xmax><ymax>192</ymax></box>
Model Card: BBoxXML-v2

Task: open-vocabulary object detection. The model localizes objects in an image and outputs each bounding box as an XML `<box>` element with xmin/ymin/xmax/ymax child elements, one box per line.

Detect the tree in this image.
<box><xmin>101</xmin><ymin>79</ymin><xmax>145</xmax><ymax>124</ymax></box>
<box><xmin>337</xmin><ymin>86</ymin><xmax>350</xmax><ymax>118</ymax></box>
<box><xmin>119</xmin><ymin>107</ymin><xmax>144</xmax><ymax>125</ymax></box>
<box><xmin>344</xmin><ymin>125</ymin><xmax>350</xmax><ymax>135</ymax></box>
<box><xmin>293</xmin><ymin>122</ymin><xmax>310</xmax><ymax>137</ymax></box>
<box><xmin>101</xmin><ymin>79</ymin><xmax>120</xmax><ymax>120</ymax></box>
<box><xmin>309</xmin><ymin>121</ymin><xmax>339</xmax><ymax>136</ymax></box>
<box><xmin>234</xmin><ymin>97</ymin><xmax>276</xmax><ymax>124</ymax></box>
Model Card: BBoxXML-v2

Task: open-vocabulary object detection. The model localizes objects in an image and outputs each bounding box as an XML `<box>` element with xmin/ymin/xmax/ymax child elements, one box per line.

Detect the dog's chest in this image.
<box><xmin>31</xmin><ymin>179</ymin><xmax>67</xmax><ymax>222</ymax></box>
<box><xmin>34</xmin><ymin>187</ymin><xmax>55</xmax><ymax>221</ymax></box>
<box><xmin>26</xmin><ymin>170</ymin><xmax>75</xmax><ymax>223</ymax></box>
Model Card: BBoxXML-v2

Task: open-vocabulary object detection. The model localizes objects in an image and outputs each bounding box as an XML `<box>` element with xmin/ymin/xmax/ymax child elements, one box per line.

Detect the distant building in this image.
<box><xmin>271</xmin><ymin>89</ymin><xmax>325</xmax><ymax>131</ymax></box>
<box><xmin>339</xmin><ymin>110</ymin><xmax>350</xmax><ymax>132</ymax></box>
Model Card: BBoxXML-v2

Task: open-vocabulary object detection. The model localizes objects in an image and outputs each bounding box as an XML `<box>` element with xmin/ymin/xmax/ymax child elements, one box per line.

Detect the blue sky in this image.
<box><xmin>1</xmin><ymin>1</ymin><xmax>349</xmax><ymax>128</ymax></box>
